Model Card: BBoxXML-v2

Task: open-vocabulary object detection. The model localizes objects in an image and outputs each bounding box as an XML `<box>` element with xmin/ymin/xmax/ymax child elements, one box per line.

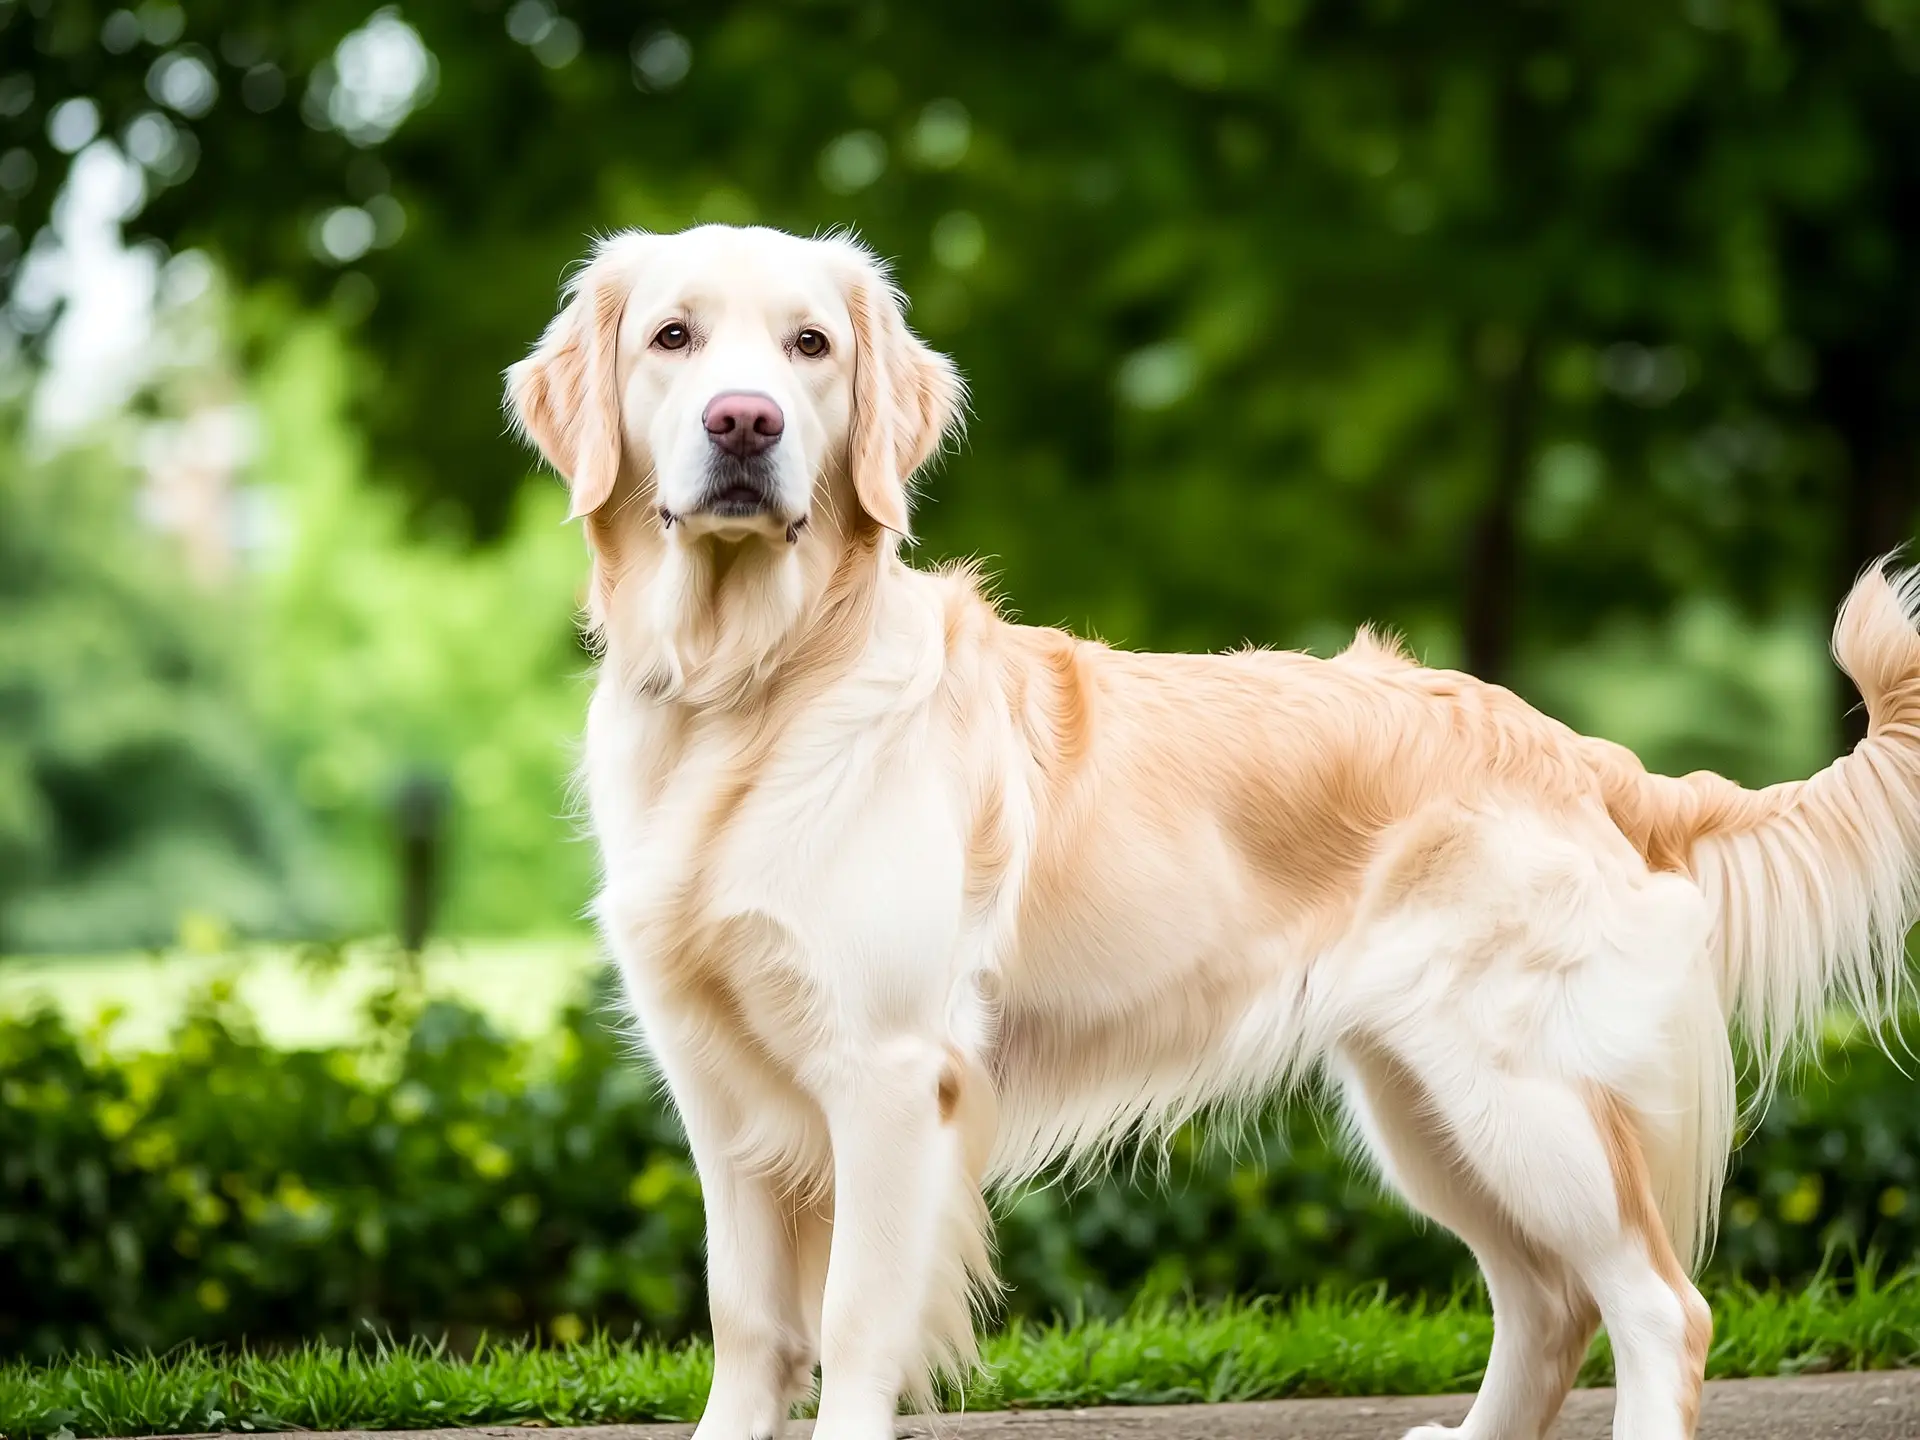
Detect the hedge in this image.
<box><xmin>3</xmin><ymin>976</ymin><xmax>1915</xmax><ymax>1359</ymax></box>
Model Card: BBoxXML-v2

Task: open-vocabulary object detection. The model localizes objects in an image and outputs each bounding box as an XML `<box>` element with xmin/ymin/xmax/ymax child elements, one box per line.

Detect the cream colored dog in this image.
<box><xmin>507</xmin><ymin>224</ymin><xmax>1920</xmax><ymax>1440</ymax></box>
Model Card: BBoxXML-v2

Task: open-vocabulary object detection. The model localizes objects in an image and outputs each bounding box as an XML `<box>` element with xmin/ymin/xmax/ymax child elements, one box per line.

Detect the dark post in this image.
<box><xmin>393</xmin><ymin>768</ymin><xmax>450</xmax><ymax>956</ymax></box>
<box><xmin>1462</xmin><ymin>330</ymin><xmax>1538</xmax><ymax>686</ymax></box>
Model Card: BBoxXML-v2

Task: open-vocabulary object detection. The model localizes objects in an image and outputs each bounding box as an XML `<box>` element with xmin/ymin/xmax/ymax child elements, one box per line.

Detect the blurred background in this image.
<box><xmin>3</xmin><ymin>0</ymin><xmax>1920</xmax><ymax>1360</ymax></box>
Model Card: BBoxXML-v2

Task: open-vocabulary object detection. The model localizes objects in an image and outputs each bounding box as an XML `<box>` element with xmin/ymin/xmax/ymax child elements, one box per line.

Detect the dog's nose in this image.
<box><xmin>703</xmin><ymin>391</ymin><xmax>785</xmax><ymax>459</ymax></box>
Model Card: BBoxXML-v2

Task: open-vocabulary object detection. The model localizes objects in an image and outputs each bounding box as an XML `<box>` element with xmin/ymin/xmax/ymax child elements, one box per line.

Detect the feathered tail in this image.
<box><xmin>1620</xmin><ymin>560</ymin><xmax>1920</xmax><ymax>1089</ymax></box>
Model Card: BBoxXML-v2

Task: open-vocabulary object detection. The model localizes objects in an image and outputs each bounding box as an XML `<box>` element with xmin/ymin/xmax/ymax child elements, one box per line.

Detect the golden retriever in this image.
<box><xmin>507</xmin><ymin>224</ymin><xmax>1920</xmax><ymax>1440</ymax></box>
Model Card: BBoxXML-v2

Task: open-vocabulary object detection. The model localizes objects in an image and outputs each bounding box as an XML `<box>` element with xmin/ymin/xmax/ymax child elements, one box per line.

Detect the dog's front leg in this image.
<box><xmin>668</xmin><ymin>1074</ymin><xmax>812</xmax><ymax>1440</ymax></box>
<box><xmin>810</xmin><ymin>1035</ymin><xmax>971</xmax><ymax>1439</ymax></box>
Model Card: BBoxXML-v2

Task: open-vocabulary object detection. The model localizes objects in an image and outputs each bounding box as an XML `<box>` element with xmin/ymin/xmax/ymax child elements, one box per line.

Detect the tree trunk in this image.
<box><xmin>1463</xmin><ymin>335</ymin><xmax>1538</xmax><ymax>684</ymax></box>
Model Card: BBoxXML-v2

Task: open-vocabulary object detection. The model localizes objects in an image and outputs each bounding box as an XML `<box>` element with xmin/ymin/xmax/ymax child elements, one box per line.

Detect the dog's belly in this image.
<box><xmin>981</xmin><ymin>814</ymin><xmax>1333</xmax><ymax>1173</ymax></box>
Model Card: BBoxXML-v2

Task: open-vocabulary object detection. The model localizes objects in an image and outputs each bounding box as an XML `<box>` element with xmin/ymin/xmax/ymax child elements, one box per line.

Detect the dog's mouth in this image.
<box><xmin>661</xmin><ymin>459</ymin><xmax>808</xmax><ymax>543</ymax></box>
<box><xmin>691</xmin><ymin>455</ymin><xmax>780</xmax><ymax>520</ymax></box>
<box><xmin>702</xmin><ymin>480</ymin><xmax>770</xmax><ymax>518</ymax></box>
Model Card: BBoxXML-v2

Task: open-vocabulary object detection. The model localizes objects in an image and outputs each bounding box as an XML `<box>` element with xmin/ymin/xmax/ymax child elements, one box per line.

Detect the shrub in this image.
<box><xmin>0</xmin><ymin>976</ymin><xmax>701</xmax><ymax>1359</ymax></box>
<box><xmin>1</xmin><ymin>975</ymin><xmax>1913</xmax><ymax>1359</ymax></box>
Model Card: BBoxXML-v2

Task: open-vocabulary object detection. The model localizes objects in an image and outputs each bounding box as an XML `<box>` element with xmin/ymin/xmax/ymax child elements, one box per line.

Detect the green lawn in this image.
<box><xmin>8</xmin><ymin>1271</ymin><xmax>1920</xmax><ymax>1438</ymax></box>
<box><xmin>0</xmin><ymin>940</ymin><xmax>599</xmax><ymax>1052</ymax></box>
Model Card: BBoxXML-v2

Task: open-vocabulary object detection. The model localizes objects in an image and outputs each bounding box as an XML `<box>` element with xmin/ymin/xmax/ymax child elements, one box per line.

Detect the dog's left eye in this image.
<box><xmin>794</xmin><ymin>328</ymin><xmax>829</xmax><ymax>358</ymax></box>
<box><xmin>652</xmin><ymin>322</ymin><xmax>690</xmax><ymax>351</ymax></box>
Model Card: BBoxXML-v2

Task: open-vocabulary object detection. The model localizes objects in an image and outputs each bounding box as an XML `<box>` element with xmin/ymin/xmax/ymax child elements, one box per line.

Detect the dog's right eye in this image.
<box><xmin>652</xmin><ymin>322</ymin><xmax>690</xmax><ymax>351</ymax></box>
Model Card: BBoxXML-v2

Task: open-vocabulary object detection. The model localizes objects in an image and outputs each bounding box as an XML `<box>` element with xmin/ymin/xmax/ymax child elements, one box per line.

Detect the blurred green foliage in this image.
<box><xmin>2</xmin><ymin>1</ymin><xmax>1910</xmax><ymax>941</ymax></box>
<box><xmin>0</xmin><ymin>0</ymin><xmax>1917</xmax><ymax>1345</ymax></box>
<box><xmin>5</xmin><ymin>0</ymin><xmax>1918</xmax><ymax>695</ymax></box>
<box><xmin>0</xmin><ymin>320</ymin><xmax>593</xmax><ymax>949</ymax></box>
<box><xmin>0</xmin><ymin>409</ymin><xmax>327</xmax><ymax>952</ymax></box>
<box><xmin>4</xmin><ymin>974</ymin><xmax>1916</xmax><ymax>1359</ymax></box>
<box><xmin>5</xmin><ymin>333</ymin><xmax>1839</xmax><ymax>947</ymax></box>
<box><xmin>237</xmin><ymin>322</ymin><xmax>593</xmax><ymax>936</ymax></box>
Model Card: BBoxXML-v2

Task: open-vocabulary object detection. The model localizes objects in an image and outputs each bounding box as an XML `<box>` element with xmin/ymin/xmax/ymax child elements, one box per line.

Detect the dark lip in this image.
<box><xmin>700</xmin><ymin>482</ymin><xmax>771</xmax><ymax>517</ymax></box>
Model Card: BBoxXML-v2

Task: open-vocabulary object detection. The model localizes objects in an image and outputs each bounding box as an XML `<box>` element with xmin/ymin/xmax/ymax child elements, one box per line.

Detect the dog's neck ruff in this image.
<box><xmin>592</xmin><ymin>511</ymin><xmax>896</xmax><ymax>715</ymax></box>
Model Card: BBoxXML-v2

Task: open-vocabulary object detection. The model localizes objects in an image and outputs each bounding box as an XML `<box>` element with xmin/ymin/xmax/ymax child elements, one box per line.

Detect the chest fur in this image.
<box><xmin>583</xmin><ymin>677</ymin><xmax>980</xmax><ymax>1036</ymax></box>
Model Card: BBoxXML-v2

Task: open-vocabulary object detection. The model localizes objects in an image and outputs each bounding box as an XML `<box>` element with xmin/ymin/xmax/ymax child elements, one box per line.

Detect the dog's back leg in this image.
<box><xmin>1340</xmin><ymin>1038</ymin><xmax>1710</xmax><ymax>1440</ymax></box>
<box><xmin>1339</xmin><ymin>1041</ymin><xmax>1600</xmax><ymax>1440</ymax></box>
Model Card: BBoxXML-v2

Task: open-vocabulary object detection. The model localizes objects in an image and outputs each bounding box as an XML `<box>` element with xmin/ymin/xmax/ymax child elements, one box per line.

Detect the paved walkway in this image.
<box><xmin>261</xmin><ymin>1369</ymin><xmax>1920</xmax><ymax>1440</ymax></box>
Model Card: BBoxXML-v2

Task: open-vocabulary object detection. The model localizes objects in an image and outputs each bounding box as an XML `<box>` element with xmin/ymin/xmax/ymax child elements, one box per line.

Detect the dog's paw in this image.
<box><xmin>689</xmin><ymin>1409</ymin><xmax>782</xmax><ymax>1440</ymax></box>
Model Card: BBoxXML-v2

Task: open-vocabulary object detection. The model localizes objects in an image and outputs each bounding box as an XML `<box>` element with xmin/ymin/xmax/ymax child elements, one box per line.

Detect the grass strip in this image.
<box><xmin>7</xmin><ymin>1270</ymin><xmax>1920</xmax><ymax>1438</ymax></box>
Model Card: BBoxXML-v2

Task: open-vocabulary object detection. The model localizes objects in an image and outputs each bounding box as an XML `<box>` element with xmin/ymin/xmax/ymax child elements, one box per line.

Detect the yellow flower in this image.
<box><xmin>1293</xmin><ymin>1203</ymin><xmax>1331</xmax><ymax>1239</ymax></box>
<box><xmin>549</xmin><ymin>1313</ymin><xmax>585</xmax><ymax>1346</ymax></box>
<box><xmin>1779</xmin><ymin>1175</ymin><xmax>1823</xmax><ymax>1225</ymax></box>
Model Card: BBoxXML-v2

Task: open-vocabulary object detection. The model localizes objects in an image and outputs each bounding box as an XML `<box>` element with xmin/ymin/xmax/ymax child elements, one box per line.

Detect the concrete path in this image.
<box><xmin>251</xmin><ymin>1369</ymin><xmax>1920</xmax><ymax>1440</ymax></box>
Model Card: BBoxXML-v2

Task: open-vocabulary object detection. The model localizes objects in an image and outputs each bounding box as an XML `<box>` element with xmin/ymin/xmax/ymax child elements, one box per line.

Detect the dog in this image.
<box><xmin>506</xmin><ymin>223</ymin><xmax>1920</xmax><ymax>1440</ymax></box>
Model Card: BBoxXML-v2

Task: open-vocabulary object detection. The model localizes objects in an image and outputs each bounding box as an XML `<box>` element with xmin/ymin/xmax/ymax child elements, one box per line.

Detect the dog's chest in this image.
<box><xmin>582</xmin><ymin>679</ymin><xmax>973</xmax><ymax>1004</ymax></box>
<box><xmin>583</xmin><ymin>693</ymin><xmax>784</xmax><ymax>914</ymax></box>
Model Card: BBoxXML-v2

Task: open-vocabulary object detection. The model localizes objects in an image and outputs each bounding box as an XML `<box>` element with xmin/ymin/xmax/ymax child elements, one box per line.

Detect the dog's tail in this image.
<box><xmin>1612</xmin><ymin>559</ymin><xmax>1920</xmax><ymax>1091</ymax></box>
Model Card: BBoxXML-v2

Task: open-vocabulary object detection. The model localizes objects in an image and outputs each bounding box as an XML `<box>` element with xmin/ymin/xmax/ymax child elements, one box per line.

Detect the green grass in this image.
<box><xmin>0</xmin><ymin>939</ymin><xmax>599</xmax><ymax>1053</ymax></box>
<box><xmin>8</xmin><ymin>1270</ymin><xmax>1920</xmax><ymax>1438</ymax></box>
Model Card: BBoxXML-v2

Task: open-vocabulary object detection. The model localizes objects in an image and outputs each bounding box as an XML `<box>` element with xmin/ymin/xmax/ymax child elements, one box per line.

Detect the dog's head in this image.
<box><xmin>506</xmin><ymin>225</ymin><xmax>962</xmax><ymax>546</ymax></box>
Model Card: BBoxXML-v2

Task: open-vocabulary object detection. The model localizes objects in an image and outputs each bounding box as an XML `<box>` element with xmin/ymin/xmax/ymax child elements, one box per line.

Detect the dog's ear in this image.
<box><xmin>506</xmin><ymin>256</ymin><xmax>631</xmax><ymax>520</ymax></box>
<box><xmin>840</xmin><ymin>249</ymin><xmax>964</xmax><ymax>539</ymax></box>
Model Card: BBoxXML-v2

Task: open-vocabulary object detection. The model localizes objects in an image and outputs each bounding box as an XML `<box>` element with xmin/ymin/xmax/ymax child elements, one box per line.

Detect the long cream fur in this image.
<box><xmin>507</xmin><ymin>224</ymin><xmax>1920</xmax><ymax>1440</ymax></box>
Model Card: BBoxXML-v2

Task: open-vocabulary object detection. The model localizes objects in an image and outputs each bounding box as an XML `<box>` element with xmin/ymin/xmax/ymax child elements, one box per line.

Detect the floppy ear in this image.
<box><xmin>843</xmin><ymin>259</ymin><xmax>964</xmax><ymax>539</ymax></box>
<box><xmin>505</xmin><ymin>266</ymin><xmax>630</xmax><ymax>520</ymax></box>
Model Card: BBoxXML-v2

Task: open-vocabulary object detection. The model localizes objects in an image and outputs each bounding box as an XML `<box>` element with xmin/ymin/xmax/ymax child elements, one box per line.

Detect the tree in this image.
<box><xmin>4</xmin><ymin>0</ymin><xmax>1916</xmax><ymax>719</ymax></box>
<box><xmin>0</xmin><ymin>409</ymin><xmax>330</xmax><ymax>951</ymax></box>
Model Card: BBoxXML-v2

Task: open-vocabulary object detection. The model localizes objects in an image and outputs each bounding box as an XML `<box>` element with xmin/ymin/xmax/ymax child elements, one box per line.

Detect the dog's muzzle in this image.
<box><xmin>695</xmin><ymin>457</ymin><xmax>778</xmax><ymax>518</ymax></box>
